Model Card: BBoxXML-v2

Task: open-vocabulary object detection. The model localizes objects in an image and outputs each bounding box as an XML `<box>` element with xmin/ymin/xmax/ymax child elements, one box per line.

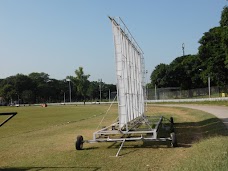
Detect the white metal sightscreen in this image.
<box><xmin>75</xmin><ymin>17</ymin><xmax>177</xmax><ymax>154</ymax></box>
<box><xmin>109</xmin><ymin>17</ymin><xmax>145</xmax><ymax>130</ymax></box>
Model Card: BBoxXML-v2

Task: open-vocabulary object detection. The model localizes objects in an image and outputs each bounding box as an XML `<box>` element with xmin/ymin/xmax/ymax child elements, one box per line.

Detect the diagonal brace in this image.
<box><xmin>0</xmin><ymin>112</ymin><xmax>17</xmax><ymax>127</ymax></box>
<box><xmin>116</xmin><ymin>139</ymin><xmax>125</xmax><ymax>157</ymax></box>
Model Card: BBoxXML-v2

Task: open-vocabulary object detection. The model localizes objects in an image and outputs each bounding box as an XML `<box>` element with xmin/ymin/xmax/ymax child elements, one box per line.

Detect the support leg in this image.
<box><xmin>116</xmin><ymin>139</ymin><xmax>125</xmax><ymax>157</ymax></box>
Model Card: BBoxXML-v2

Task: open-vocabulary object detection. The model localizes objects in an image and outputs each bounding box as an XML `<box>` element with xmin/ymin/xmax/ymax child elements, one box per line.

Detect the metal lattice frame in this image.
<box><xmin>81</xmin><ymin>17</ymin><xmax>176</xmax><ymax>156</ymax></box>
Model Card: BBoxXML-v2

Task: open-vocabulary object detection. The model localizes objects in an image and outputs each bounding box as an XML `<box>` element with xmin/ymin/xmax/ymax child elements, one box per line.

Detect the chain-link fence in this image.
<box><xmin>147</xmin><ymin>85</ymin><xmax>228</xmax><ymax>100</ymax></box>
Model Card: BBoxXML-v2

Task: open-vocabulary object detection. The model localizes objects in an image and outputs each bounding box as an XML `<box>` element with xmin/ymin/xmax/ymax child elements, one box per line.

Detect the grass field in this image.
<box><xmin>0</xmin><ymin>104</ymin><xmax>227</xmax><ymax>171</ymax></box>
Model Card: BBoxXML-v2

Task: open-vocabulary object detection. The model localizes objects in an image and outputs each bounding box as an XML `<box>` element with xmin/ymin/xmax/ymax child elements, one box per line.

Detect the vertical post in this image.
<box><xmin>109</xmin><ymin>89</ymin><xmax>111</xmax><ymax>102</ymax></box>
<box><xmin>66</xmin><ymin>79</ymin><xmax>71</xmax><ymax>102</ymax></box>
<box><xmin>182</xmin><ymin>43</ymin><xmax>185</xmax><ymax>56</ymax></box>
<box><xmin>64</xmin><ymin>92</ymin><xmax>65</xmax><ymax>103</ymax></box>
<box><xmin>145</xmin><ymin>70</ymin><xmax>148</xmax><ymax>111</ymax></box>
<box><xmin>155</xmin><ymin>84</ymin><xmax>157</xmax><ymax>100</ymax></box>
<box><xmin>69</xmin><ymin>81</ymin><xmax>71</xmax><ymax>102</ymax></box>
<box><xmin>208</xmin><ymin>76</ymin><xmax>211</xmax><ymax>98</ymax></box>
<box><xmin>98</xmin><ymin>79</ymin><xmax>102</xmax><ymax>102</ymax></box>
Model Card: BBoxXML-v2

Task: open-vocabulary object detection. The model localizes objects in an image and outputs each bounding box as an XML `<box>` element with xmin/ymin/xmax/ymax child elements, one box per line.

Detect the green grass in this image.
<box><xmin>0</xmin><ymin>104</ymin><xmax>227</xmax><ymax>171</ymax></box>
<box><xmin>175</xmin><ymin>136</ymin><xmax>228</xmax><ymax>171</ymax></box>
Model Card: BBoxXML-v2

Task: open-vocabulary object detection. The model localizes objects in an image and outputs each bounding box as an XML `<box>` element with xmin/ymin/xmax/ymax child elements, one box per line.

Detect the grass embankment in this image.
<box><xmin>0</xmin><ymin>104</ymin><xmax>227</xmax><ymax>171</ymax></box>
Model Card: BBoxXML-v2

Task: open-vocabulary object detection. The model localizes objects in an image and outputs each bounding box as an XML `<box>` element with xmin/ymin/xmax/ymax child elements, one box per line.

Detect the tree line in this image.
<box><xmin>0</xmin><ymin>67</ymin><xmax>116</xmax><ymax>105</ymax></box>
<box><xmin>150</xmin><ymin>6</ymin><xmax>228</xmax><ymax>91</ymax></box>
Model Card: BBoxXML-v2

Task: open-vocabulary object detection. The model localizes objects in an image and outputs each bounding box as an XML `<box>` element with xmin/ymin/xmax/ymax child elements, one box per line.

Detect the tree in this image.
<box><xmin>220</xmin><ymin>6</ymin><xmax>228</xmax><ymax>27</ymax></box>
<box><xmin>0</xmin><ymin>84</ymin><xmax>16</xmax><ymax>103</ymax></box>
<box><xmin>28</xmin><ymin>72</ymin><xmax>50</xmax><ymax>83</ymax></box>
<box><xmin>150</xmin><ymin>63</ymin><xmax>169</xmax><ymax>88</ymax></box>
<box><xmin>21</xmin><ymin>90</ymin><xmax>34</xmax><ymax>104</ymax></box>
<box><xmin>198</xmin><ymin>27</ymin><xmax>228</xmax><ymax>86</ymax></box>
<box><xmin>170</xmin><ymin>55</ymin><xmax>202</xmax><ymax>89</ymax></box>
<box><xmin>0</xmin><ymin>74</ymin><xmax>35</xmax><ymax>103</ymax></box>
<box><xmin>28</xmin><ymin>72</ymin><xmax>50</xmax><ymax>103</ymax></box>
<box><xmin>74</xmin><ymin>67</ymin><xmax>90</xmax><ymax>102</ymax></box>
<box><xmin>151</xmin><ymin>55</ymin><xmax>202</xmax><ymax>90</ymax></box>
<box><xmin>87</xmin><ymin>81</ymin><xmax>100</xmax><ymax>100</ymax></box>
<box><xmin>220</xmin><ymin>6</ymin><xmax>228</xmax><ymax>68</ymax></box>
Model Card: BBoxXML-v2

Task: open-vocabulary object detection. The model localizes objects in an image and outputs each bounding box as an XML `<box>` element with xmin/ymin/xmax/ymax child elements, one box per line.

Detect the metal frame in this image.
<box><xmin>87</xmin><ymin>115</ymin><xmax>173</xmax><ymax>156</ymax></box>
<box><xmin>0</xmin><ymin>112</ymin><xmax>17</xmax><ymax>127</ymax></box>
<box><xmin>77</xmin><ymin>17</ymin><xmax>176</xmax><ymax>156</ymax></box>
<box><xmin>88</xmin><ymin>116</ymin><xmax>168</xmax><ymax>142</ymax></box>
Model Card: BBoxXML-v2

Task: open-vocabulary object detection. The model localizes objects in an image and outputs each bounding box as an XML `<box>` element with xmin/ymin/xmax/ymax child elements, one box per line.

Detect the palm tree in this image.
<box><xmin>75</xmin><ymin>67</ymin><xmax>90</xmax><ymax>103</ymax></box>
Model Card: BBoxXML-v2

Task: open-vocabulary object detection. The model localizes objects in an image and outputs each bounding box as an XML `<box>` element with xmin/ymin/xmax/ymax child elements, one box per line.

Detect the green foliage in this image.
<box><xmin>220</xmin><ymin>6</ymin><xmax>228</xmax><ymax>27</ymax></box>
<box><xmin>74</xmin><ymin>67</ymin><xmax>90</xmax><ymax>101</ymax></box>
<box><xmin>150</xmin><ymin>63</ymin><xmax>169</xmax><ymax>88</ymax></box>
<box><xmin>175</xmin><ymin>137</ymin><xmax>228</xmax><ymax>171</ymax></box>
<box><xmin>21</xmin><ymin>90</ymin><xmax>34</xmax><ymax>104</ymax></box>
<box><xmin>151</xmin><ymin>55</ymin><xmax>202</xmax><ymax>90</ymax></box>
<box><xmin>168</xmin><ymin>55</ymin><xmax>201</xmax><ymax>89</ymax></box>
<box><xmin>28</xmin><ymin>72</ymin><xmax>50</xmax><ymax>83</ymax></box>
<box><xmin>198</xmin><ymin>27</ymin><xmax>228</xmax><ymax>86</ymax></box>
<box><xmin>0</xmin><ymin>84</ymin><xmax>16</xmax><ymax>102</ymax></box>
<box><xmin>221</xmin><ymin>27</ymin><xmax>228</xmax><ymax>69</ymax></box>
<box><xmin>0</xmin><ymin>74</ymin><xmax>35</xmax><ymax>103</ymax></box>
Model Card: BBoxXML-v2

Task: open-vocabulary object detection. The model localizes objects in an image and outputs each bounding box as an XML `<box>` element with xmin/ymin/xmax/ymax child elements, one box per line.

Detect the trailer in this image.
<box><xmin>75</xmin><ymin>17</ymin><xmax>177</xmax><ymax>156</ymax></box>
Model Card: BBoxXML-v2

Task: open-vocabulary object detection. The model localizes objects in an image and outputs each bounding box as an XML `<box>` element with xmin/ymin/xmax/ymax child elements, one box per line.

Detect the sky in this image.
<box><xmin>0</xmin><ymin>0</ymin><xmax>227</xmax><ymax>84</ymax></box>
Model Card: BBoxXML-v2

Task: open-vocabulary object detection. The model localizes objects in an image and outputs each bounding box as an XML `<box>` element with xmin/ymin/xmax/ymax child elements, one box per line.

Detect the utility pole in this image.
<box><xmin>155</xmin><ymin>84</ymin><xmax>157</xmax><ymax>100</ymax></box>
<box><xmin>98</xmin><ymin>79</ymin><xmax>102</xmax><ymax>102</ymax></box>
<box><xmin>63</xmin><ymin>92</ymin><xmax>65</xmax><ymax>103</ymax></box>
<box><xmin>208</xmin><ymin>75</ymin><xmax>211</xmax><ymax>98</ymax></box>
<box><xmin>145</xmin><ymin>70</ymin><xmax>148</xmax><ymax>111</ymax></box>
<box><xmin>109</xmin><ymin>89</ymin><xmax>111</xmax><ymax>102</ymax></box>
<box><xmin>66</xmin><ymin>79</ymin><xmax>71</xmax><ymax>102</ymax></box>
<box><xmin>182</xmin><ymin>43</ymin><xmax>185</xmax><ymax>56</ymax></box>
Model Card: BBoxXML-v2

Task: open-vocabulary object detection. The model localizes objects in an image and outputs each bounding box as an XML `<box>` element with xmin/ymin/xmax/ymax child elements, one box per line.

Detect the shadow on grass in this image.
<box><xmin>0</xmin><ymin>166</ymin><xmax>101</xmax><ymax>171</ymax></box>
<box><xmin>82</xmin><ymin>147</ymin><xmax>99</xmax><ymax>150</ymax></box>
<box><xmin>175</xmin><ymin>117</ymin><xmax>228</xmax><ymax>147</ymax></box>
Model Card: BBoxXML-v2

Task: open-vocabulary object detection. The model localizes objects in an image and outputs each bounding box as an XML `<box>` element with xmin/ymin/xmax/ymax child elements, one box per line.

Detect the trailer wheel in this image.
<box><xmin>170</xmin><ymin>132</ymin><xmax>177</xmax><ymax>147</ymax></box>
<box><xmin>75</xmin><ymin>135</ymin><xmax>84</xmax><ymax>150</ymax></box>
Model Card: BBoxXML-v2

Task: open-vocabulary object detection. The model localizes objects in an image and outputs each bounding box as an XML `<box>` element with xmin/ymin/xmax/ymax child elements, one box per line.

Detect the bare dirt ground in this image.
<box><xmin>156</xmin><ymin>104</ymin><xmax>228</xmax><ymax>129</ymax></box>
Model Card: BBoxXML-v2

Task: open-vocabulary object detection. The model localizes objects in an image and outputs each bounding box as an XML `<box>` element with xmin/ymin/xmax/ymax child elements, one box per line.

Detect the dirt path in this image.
<box><xmin>156</xmin><ymin>104</ymin><xmax>228</xmax><ymax>129</ymax></box>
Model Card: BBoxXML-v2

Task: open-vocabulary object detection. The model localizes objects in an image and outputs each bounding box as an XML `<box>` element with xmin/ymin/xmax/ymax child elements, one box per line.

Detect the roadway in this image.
<box><xmin>156</xmin><ymin>104</ymin><xmax>228</xmax><ymax>129</ymax></box>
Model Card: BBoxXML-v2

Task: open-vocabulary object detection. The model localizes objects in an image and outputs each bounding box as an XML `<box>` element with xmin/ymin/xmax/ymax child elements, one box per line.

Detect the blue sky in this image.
<box><xmin>0</xmin><ymin>0</ymin><xmax>227</xmax><ymax>84</ymax></box>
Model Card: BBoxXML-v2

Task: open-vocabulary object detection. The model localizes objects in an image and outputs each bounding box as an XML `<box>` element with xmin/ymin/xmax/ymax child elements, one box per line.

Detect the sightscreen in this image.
<box><xmin>109</xmin><ymin>17</ymin><xmax>145</xmax><ymax>129</ymax></box>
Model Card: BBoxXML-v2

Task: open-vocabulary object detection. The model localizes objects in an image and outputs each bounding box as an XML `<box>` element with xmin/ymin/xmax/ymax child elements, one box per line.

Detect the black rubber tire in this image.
<box><xmin>75</xmin><ymin>135</ymin><xmax>84</xmax><ymax>150</ymax></box>
<box><xmin>170</xmin><ymin>132</ymin><xmax>177</xmax><ymax>147</ymax></box>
